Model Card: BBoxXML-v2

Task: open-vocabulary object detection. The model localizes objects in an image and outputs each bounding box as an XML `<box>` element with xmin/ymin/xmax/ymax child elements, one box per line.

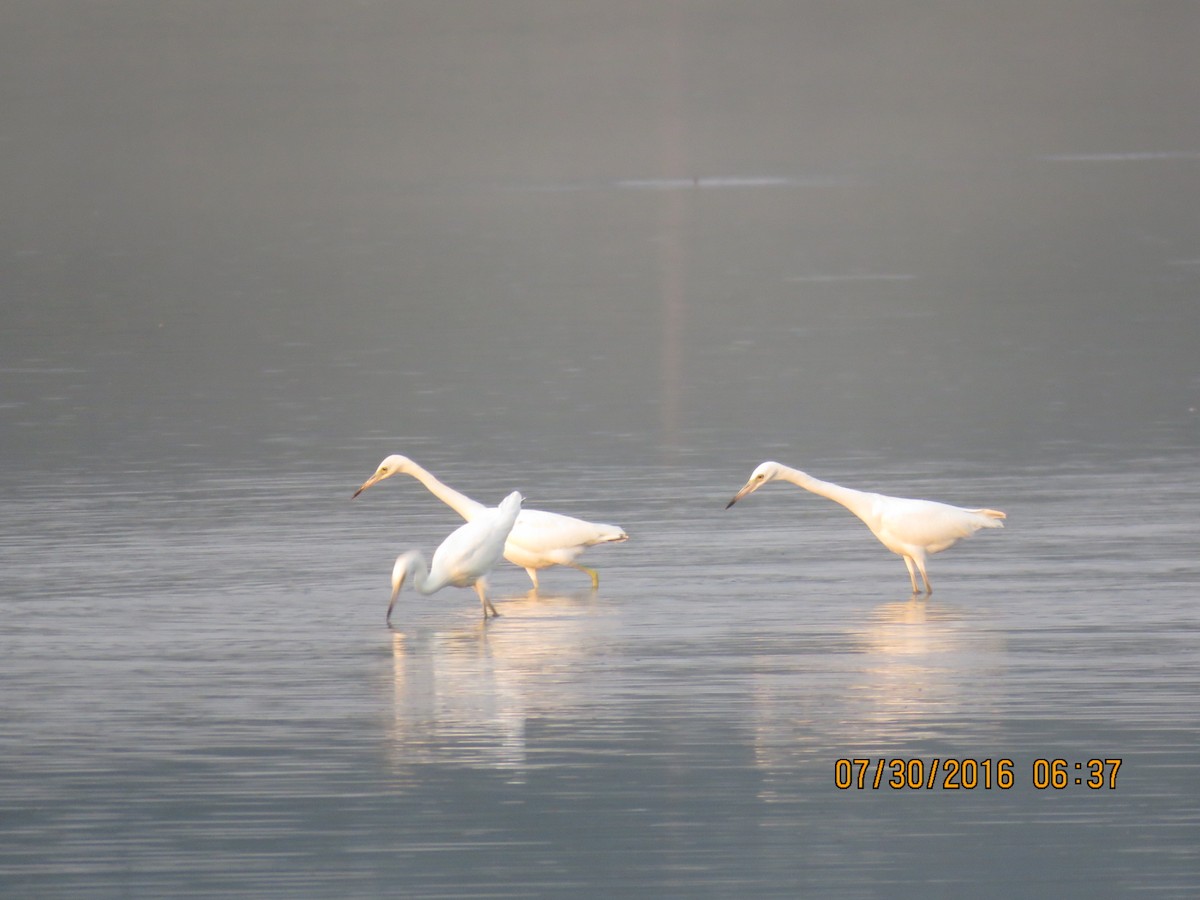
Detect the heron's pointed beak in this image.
<box><xmin>386</xmin><ymin>554</ymin><xmax>413</xmax><ymax>625</ymax></box>
<box><xmin>386</xmin><ymin>582</ymin><xmax>402</xmax><ymax>625</ymax></box>
<box><xmin>353</xmin><ymin>470</ymin><xmax>387</xmax><ymax>499</ymax></box>
<box><xmin>726</xmin><ymin>481</ymin><xmax>757</xmax><ymax>509</ymax></box>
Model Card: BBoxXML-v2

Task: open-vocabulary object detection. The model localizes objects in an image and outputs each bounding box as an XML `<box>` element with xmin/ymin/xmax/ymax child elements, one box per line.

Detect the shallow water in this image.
<box><xmin>3</xmin><ymin>452</ymin><xmax>1198</xmax><ymax>897</ymax></box>
<box><xmin>4</xmin><ymin>1</ymin><xmax>1200</xmax><ymax>896</ymax></box>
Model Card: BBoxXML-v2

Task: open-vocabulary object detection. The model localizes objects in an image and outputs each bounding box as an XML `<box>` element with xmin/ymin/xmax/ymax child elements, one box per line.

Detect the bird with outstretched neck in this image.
<box><xmin>355</xmin><ymin>455</ymin><xmax>627</xmax><ymax>590</ymax></box>
<box><xmin>726</xmin><ymin>461</ymin><xmax>1005</xmax><ymax>595</ymax></box>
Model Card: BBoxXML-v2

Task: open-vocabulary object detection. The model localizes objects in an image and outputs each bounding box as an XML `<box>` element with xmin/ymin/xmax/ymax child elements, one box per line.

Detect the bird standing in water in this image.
<box><xmin>386</xmin><ymin>490</ymin><xmax>523</xmax><ymax>624</ymax></box>
<box><xmin>726</xmin><ymin>461</ymin><xmax>1005</xmax><ymax>594</ymax></box>
<box><xmin>355</xmin><ymin>455</ymin><xmax>627</xmax><ymax>590</ymax></box>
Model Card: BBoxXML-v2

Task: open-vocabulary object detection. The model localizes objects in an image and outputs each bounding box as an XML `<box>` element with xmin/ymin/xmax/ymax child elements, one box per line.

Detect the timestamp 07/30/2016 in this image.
<box><xmin>834</xmin><ymin>757</ymin><xmax>1122</xmax><ymax>791</ymax></box>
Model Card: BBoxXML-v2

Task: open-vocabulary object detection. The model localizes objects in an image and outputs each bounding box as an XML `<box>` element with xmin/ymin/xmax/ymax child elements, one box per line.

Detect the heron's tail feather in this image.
<box><xmin>973</xmin><ymin>509</ymin><xmax>1006</xmax><ymax>527</ymax></box>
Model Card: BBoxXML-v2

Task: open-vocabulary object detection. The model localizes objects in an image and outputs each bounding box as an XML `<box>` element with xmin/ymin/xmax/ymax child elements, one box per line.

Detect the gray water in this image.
<box><xmin>3</xmin><ymin>2</ymin><xmax>1200</xmax><ymax>897</ymax></box>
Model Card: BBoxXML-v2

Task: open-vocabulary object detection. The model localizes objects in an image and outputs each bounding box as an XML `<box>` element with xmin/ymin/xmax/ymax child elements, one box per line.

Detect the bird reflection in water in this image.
<box><xmin>747</xmin><ymin>594</ymin><xmax>1004</xmax><ymax>804</ymax></box>
<box><xmin>386</xmin><ymin>590</ymin><xmax>603</xmax><ymax>783</ymax></box>
<box><xmin>388</xmin><ymin>625</ymin><xmax>528</xmax><ymax>780</ymax></box>
<box><xmin>853</xmin><ymin>596</ymin><xmax>1004</xmax><ymax>738</ymax></box>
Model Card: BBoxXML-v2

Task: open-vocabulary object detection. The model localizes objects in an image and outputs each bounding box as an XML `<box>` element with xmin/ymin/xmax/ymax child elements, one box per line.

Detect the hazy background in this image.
<box><xmin>3</xmin><ymin>3</ymin><xmax>1199</xmax><ymax>897</ymax></box>
<box><xmin>4</xmin><ymin>0</ymin><xmax>1197</xmax><ymax>475</ymax></box>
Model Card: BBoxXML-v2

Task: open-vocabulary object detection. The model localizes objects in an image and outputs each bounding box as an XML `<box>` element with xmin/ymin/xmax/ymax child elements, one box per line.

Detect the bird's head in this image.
<box><xmin>387</xmin><ymin>549</ymin><xmax>420</xmax><ymax>625</ymax></box>
<box><xmin>353</xmin><ymin>454</ymin><xmax>413</xmax><ymax>498</ymax></box>
<box><xmin>726</xmin><ymin>461</ymin><xmax>783</xmax><ymax>508</ymax></box>
<box><xmin>497</xmin><ymin>491</ymin><xmax>524</xmax><ymax>518</ymax></box>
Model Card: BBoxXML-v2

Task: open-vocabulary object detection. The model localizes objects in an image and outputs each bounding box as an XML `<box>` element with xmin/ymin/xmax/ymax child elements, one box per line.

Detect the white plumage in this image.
<box><xmin>726</xmin><ymin>461</ymin><xmax>1005</xmax><ymax>594</ymax></box>
<box><xmin>355</xmin><ymin>455</ymin><xmax>627</xmax><ymax>589</ymax></box>
<box><xmin>387</xmin><ymin>490</ymin><xmax>523</xmax><ymax>623</ymax></box>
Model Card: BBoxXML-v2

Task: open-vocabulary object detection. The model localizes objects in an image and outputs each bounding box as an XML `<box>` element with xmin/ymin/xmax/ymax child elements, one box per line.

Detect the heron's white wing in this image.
<box><xmin>510</xmin><ymin>508</ymin><xmax>625</xmax><ymax>554</ymax></box>
<box><xmin>878</xmin><ymin>498</ymin><xmax>991</xmax><ymax>552</ymax></box>
<box><xmin>430</xmin><ymin>515</ymin><xmax>507</xmax><ymax>585</ymax></box>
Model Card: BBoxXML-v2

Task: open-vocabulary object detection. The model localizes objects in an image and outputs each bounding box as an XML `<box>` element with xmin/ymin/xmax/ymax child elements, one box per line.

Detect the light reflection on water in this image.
<box><xmin>4</xmin><ymin>0</ymin><xmax>1200</xmax><ymax>891</ymax></box>
<box><xmin>1</xmin><ymin>453</ymin><xmax>1199</xmax><ymax>895</ymax></box>
<box><xmin>386</xmin><ymin>595</ymin><xmax>600</xmax><ymax>780</ymax></box>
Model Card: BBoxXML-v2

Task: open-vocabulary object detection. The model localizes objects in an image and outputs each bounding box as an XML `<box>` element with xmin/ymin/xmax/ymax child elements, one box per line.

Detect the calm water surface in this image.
<box><xmin>4</xmin><ymin>2</ymin><xmax>1200</xmax><ymax>896</ymax></box>
<box><xmin>2</xmin><ymin>451</ymin><xmax>1198</xmax><ymax>897</ymax></box>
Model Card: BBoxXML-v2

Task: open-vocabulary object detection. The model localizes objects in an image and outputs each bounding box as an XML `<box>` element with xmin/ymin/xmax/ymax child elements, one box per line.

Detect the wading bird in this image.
<box><xmin>726</xmin><ymin>461</ymin><xmax>1005</xmax><ymax>594</ymax></box>
<box><xmin>386</xmin><ymin>491</ymin><xmax>523</xmax><ymax>624</ymax></box>
<box><xmin>355</xmin><ymin>455</ymin><xmax>627</xmax><ymax>590</ymax></box>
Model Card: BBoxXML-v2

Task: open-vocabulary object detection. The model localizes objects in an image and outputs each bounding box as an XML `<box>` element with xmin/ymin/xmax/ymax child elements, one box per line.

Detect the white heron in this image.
<box><xmin>355</xmin><ymin>455</ymin><xmax>628</xmax><ymax>590</ymax></box>
<box><xmin>726</xmin><ymin>461</ymin><xmax>1005</xmax><ymax>594</ymax></box>
<box><xmin>386</xmin><ymin>490</ymin><xmax>523</xmax><ymax>624</ymax></box>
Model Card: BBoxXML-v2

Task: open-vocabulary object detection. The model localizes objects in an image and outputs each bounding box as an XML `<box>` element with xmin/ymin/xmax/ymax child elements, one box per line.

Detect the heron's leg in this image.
<box><xmin>524</xmin><ymin>567</ymin><xmax>540</xmax><ymax>591</ymax></box>
<box><xmin>902</xmin><ymin>557</ymin><xmax>921</xmax><ymax>594</ymax></box>
<box><xmin>567</xmin><ymin>563</ymin><xmax>600</xmax><ymax>590</ymax></box>
<box><xmin>474</xmin><ymin>579</ymin><xmax>500</xmax><ymax>618</ymax></box>
<box><xmin>914</xmin><ymin>557</ymin><xmax>932</xmax><ymax>595</ymax></box>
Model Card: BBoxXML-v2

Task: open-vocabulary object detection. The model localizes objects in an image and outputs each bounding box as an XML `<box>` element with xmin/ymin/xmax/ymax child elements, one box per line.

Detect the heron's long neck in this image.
<box><xmin>404</xmin><ymin>464</ymin><xmax>488</xmax><ymax>521</ymax></box>
<box><xmin>779</xmin><ymin>466</ymin><xmax>876</xmax><ymax>521</ymax></box>
<box><xmin>397</xmin><ymin>551</ymin><xmax>440</xmax><ymax>595</ymax></box>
